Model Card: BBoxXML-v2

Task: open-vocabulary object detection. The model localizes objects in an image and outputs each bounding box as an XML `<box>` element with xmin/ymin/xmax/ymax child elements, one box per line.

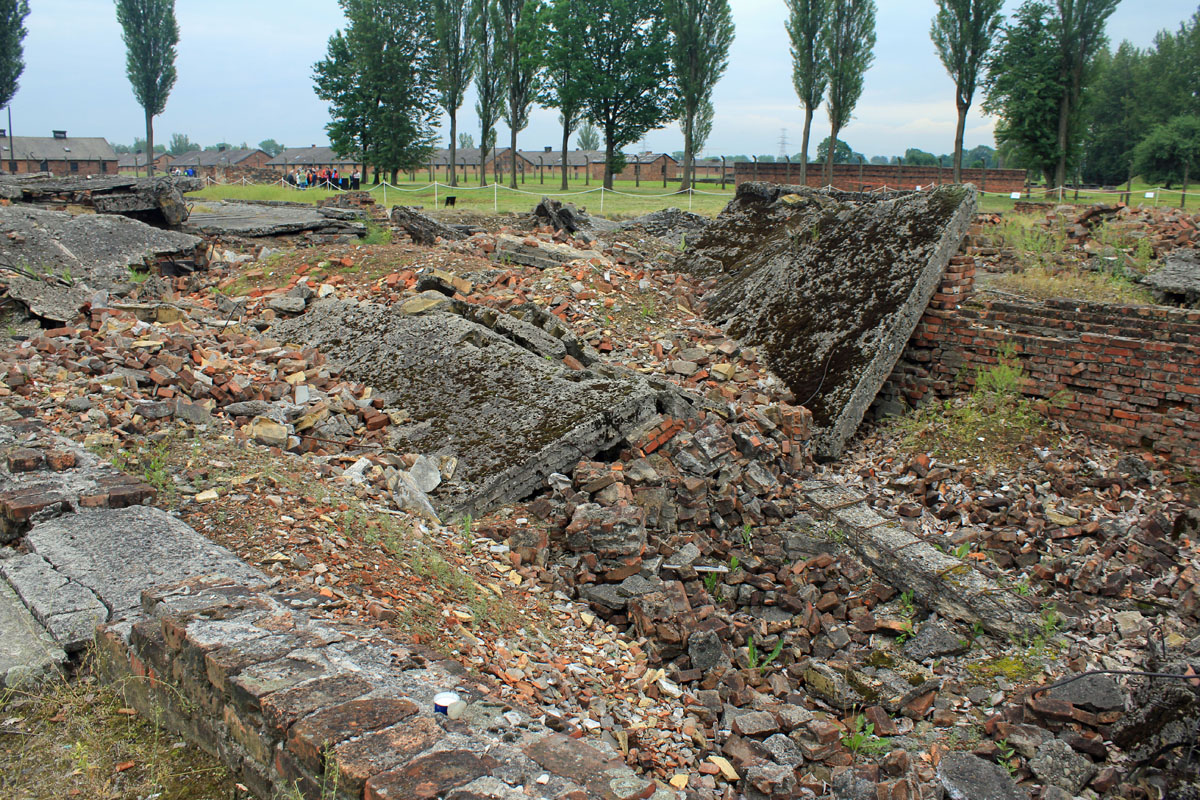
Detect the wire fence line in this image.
<box><xmin>196</xmin><ymin>175</ymin><xmax>1193</xmax><ymax>210</ymax></box>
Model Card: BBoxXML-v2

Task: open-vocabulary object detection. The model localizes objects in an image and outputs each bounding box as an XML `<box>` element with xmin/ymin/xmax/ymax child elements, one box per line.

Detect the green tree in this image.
<box><xmin>1133</xmin><ymin>114</ymin><xmax>1200</xmax><ymax>189</ymax></box>
<box><xmin>815</xmin><ymin>136</ymin><xmax>855</xmax><ymax>164</ymax></box>
<box><xmin>257</xmin><ymin>138</ymin><xmax>283</xmax><ymax>156</ymax></box>
<box><xmin>576</xmin><ymin>120</ymin><xmax>600</xmax><ymax>151</ymax></box>
<box><xmin>472</xmin><ymin>0</ymin><xmax>504</xmax><ymax>186</ymax></box>
<box><xmin>823</xmin><ymin>0</ymin><xmax>876</xmax><ymax>181</ymax></box>
<box><xmin>496</xmin><ymin>0</ymin><xmax>543</xmax><ymax>188</ymax></box>
<box><xmin>115</xmin><ymin>0</ymin><xmax>179</xmax><ymax>177</ymax></box>
<box><xmin>1080</xmin><ymin>42</ymin><xmax>1145</xmax><ymax>183</ymax></box>
<box><xmin>930</xmin><ymin>0</ymin><xmax>1004</xmax><ymax>182</ymax></box>
<box><xmin>133</xmin><ymin>137</ymin><xmax>166</xmax><ymax>154</ymax></box>
<box><xmin>984</xmin><ymin>2</ymin><xmax>1064</xmax><ymax>183</ymax></box>
<box><xmin>314</xmin><ymin>0</ymin><xmax>438</xmax><ymax>184</ymax></box>
<box><xmin>168</xmin><ymin>132</ymin><xmax>200</xmax><ymax>155</ymax></box>
<box><xmin>965</xmin><ymin>143</ymin><xmax>996</xmax><ymax>167</ymax></box>
<box><xmin>0</xmin><ymin>0</ymin><xmax>29</xmax><ymax>111</ymax></box>
<box><xmin>574</xmin><ymin>0</ymin><xmax>676</xmax><ymax>189</ymax></box>
<box><xmin>694</xmin><ymin>97</ymin><xmax>714</xmax><ymax>155</ymax></box>
<box><xmin>432</xmin><ymin>0</ymin><xmax>475</xmax><ymax>186</ymax></box>
<box><xmin>869</xmin><ymin>154</ymin><xmax>889</xmax><ymax>165</ymax></box>
<box><xmin>544</xmin><ymin>0</ymin><xmax>587</xmax><ymax>189</ymax></box>
<box><xmin>458</xmin><ymin>131</ymin><xmax>475</xmax><ymax>149</ymax></box>
<box><xmin>665</xmin><ymin>0</ymin><xmax>734</xmax><ymax>190</ymax></box>
<box><xmin>1051</xmin><ymin>0</ymin><xmax>1121</xmax><ymax>188</ymax></box>
<box><xmin>785</xmin><ymin>0</ymin><xmax>829</xmax><ymax>184</ymax></box>
<box><xmin>904</xmin><ymin>147</ymin><xmax>940</xmax><ymax>166</ymax></box>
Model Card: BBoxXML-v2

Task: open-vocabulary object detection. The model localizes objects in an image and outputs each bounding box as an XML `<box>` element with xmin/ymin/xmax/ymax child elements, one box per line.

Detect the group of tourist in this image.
<box><xmin>285</xmin><ymin>168</ymin><xmax>361</xmax><ymax>191</ymax></box>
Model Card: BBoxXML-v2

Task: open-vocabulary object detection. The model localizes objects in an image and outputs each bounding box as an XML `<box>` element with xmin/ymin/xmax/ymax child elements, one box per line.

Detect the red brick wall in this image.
<box><xmin>9</xmin><ymin>159</ymin><xmax>116</xmax><ymax>177</ymax></box>
<box><xmin>880</xmin><ymin>257</ymin><xmax>1200</xmax><ymax>466</ymax></box>
<box><xmin>734</xmin><ymin>162</ymin><xmax>1028</xmax><ymax>193</ymax></box>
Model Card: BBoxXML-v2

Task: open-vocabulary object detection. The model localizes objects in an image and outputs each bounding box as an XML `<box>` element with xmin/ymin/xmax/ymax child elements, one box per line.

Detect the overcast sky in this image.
<box><xmin>12</xmin><ymin>1</ymin><xmax>1197</xmax><ymax>159</ymax></box>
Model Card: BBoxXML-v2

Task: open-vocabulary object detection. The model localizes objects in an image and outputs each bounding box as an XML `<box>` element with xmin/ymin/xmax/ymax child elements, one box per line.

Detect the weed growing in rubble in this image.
<box><xmin>460</xmin><ymin>513</ymin><xmax>474</xmax><ymax>554</ymax></box>
<box><xmin>746</xmin><ymin>635</ymin><xmax>784</xmax><ymax>674</ymax></box>
<box><xmin>740</xmin><ymin>523</ymin><xmax>753</xmax><ymax>553</ymax></box>
<box><xmin>842</xmin><ymin>715</ymin><xmax>891</xmax><ymax>756</ymax></box>
<box><xmin>895</xmin><ymin>590</ymin><xmax>917</xmax><ymax>644</ymax></box>
<box><xmin>996</xmin><ymin>738</ymin><xmax>1019</xmax><ymax>777</ymax></box>
<box><xmin>361</xmin><ymin>222</ymin><xmax>392</xmax><ymax>246</ymax></box>
<box><xmin>703</xmin><ymin>571</ymin><xmax>723</xmax><ymax>601</ymax></box>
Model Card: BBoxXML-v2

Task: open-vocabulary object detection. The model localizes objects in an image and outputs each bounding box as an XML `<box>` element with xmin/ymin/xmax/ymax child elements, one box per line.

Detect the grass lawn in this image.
<box><xmin>188</xmin><ymin>176</ymin><xmax>736</xmax><ymax>219</ymax></box>
<box><xmin>188</xmin><ymin>175</ymin><xmax>1194</xmax><ymax>219</ymax></box>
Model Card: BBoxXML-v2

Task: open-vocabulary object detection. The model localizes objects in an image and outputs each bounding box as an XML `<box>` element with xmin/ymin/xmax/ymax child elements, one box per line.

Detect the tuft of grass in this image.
<box><xmin>361</xmin><ymin>222</ymin><xmax>392</xmax><ymax>246</ymax></box>
<box><xmin>746</xmin><ymin>634</ymin><xmax>784</xmax><ymax>674</ymax></box>
<box><xmin>887</xmin><ymin>344</ymin><xmax>1057</xmax><ymax>466</ymax></box>
<box><xmin>0</xmin><ymin>659</ymin><xmax>232</xmax><ymax>800</ymax></box>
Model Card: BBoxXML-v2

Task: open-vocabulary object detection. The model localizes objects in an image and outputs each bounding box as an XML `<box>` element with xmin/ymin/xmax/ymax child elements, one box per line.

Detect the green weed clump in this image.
<box><xmin>889</xmin><ymin>344</ymin><xmax>1056</xmax><ymax>466</ymax></box>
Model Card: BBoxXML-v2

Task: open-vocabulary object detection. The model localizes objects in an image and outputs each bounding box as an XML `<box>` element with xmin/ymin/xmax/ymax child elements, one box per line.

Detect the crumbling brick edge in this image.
<box><xmin>93</xmin><ymin>575</ymin><xmax>669</xmax><ymax>800</ymax></box>
<box><xmin>878</xmin><ymin>254</ymin><xmax>1200</xmax><ymax>467</ymax></box>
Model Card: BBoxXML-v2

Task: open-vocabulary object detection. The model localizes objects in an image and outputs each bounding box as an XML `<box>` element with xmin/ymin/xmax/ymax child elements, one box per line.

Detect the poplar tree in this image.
<box><xmin>544</xmin><ymin>0</ymin><xmax>586</xmax><ymax>189</ymax></box>
<box><xmin>472</xmin><ymin>0</ymin><xmax>505</xmax><ymax>186</ymax></box>
<box><xmin>495</xmin><ymin>0</ymin><xmax>543</xmax><ymax>189</ymax></box>
<box><xmin>432</xmin><ymin>0</ymin><xmax>475</xmax><ymax>186</ymax></box>
<box><xmin>1052</xmin><ymin>0</ymin><xmax>1122</xmax><ymax>188</ymax></box>
<box><xmin>785</xmin><ymin>0</ymin><xmax>829</xmax><ymax>184</ymax></box>
<box><xmin>665</xmin><ymin>0</ymin><xmax>734</xmax><ymax>190</ymax></box>
<box><xmin>0</xmin><ymin>0</ymin><xmax>29</xmax><ymax>110</ymax></box>
<box><xmin>115</xmin><ymin>0</ymin><xmax>179</xmax><ymax>177</ymax></box>
<box><xmin>823</xmin><ymin>0</ymin><xmax>876</xmax><ymax>182</ymax></box>
<box><xmin>931</xmin><ymin>0</ymin><xmax>1005</xmax><ymax>182</ymax></box>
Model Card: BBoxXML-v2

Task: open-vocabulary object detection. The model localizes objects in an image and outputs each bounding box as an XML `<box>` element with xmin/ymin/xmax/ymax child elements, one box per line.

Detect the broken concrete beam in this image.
<box><xmin>494</xmin><ymin>233</ymin><xmax>604</xmax><ymax>270</ymax></box>
<box><xmin>0</xmin><ymin>576</ymin><xmax>67</xmax><ymax>686</ymax></box>
<box><xmin>692</xmin><ymin>183</ymin><xmax>978</xmax><ymax>459</ymax></box>
<box><xmin>389</xmin><ymin>205</ymin><xmax>465</xmax><ymax>246</ymax></box>
<box><xmin>0</xmin><ymin>205</ymin><xmax>204</xmax><ymax>306</ymax></box>
<box><xmin>270</xmin><ymin>299</ymin><xmax>657</xmax><ymax>517</ymax></box>
<box><xmin>185</xmin><ymin>201</ymin><xmax>367</xmax><ymax>238</ymax></box>
<box><xmin>0</xmin><ymin>175</ymin><xmax>202</xmax><ymax>227</ymax></box>
<box><xmin>802</xmin><ymin>480</ymin><xmax>1033</xmax><ymax>638</ymax></box>
<box><xmin>1144</xmin><ymin>248</ymin><xmax>1200</xmax><ymax>307</ymax></box>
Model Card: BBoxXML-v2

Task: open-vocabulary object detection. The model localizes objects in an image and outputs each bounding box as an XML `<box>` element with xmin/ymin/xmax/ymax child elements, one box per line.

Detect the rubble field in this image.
<box><xmin>0</xmin><ymin>184</ymin><xmax>1198</xmax><ymax>800</ymax></box>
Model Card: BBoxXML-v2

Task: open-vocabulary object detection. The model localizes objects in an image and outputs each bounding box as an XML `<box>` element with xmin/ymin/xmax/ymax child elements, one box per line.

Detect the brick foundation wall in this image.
<box><xmin>877</xmin><ymin>256</ymin><xmax>1200</xmax><ymax>466</ymax></box>
<box><xmin>734</xmin><ymin>162</ymin><xmax>1028</xmax><ymax>194</ymax></box>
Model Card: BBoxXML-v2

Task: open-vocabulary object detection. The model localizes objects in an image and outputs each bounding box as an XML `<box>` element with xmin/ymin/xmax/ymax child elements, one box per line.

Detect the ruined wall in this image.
<box><xmin>733</xmin><ymin>162</ymin><xmax>1027</xmax><ymax>194</ymax></box>
<box><xmin>879</xmin><ymin>257</ymin><xmax>1200</xmax><ymax>467</ymax></box>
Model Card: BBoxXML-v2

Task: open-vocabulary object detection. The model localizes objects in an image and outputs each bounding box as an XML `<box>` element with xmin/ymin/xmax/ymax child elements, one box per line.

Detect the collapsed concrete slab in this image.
<box><xmin>389</xmin><ymin>205</ymin><xmax>466</xmax><ymax>246</ymax></box>
<box><xmin>271</xmin><ymin>299</ymin><xmax>658</xmax><ymax>516</ymax></box>
<box><xmin>0</xmin><ymin>205</ymin><xmax>205</xmax><ymax>322</ymax></box>
<box><xmin>494</xmin><ymin>233</ymin><xmax>604</xmax><ymax>270</ymax></box>
<box><xmin>0</xmin><ymin>174</ymin><xmax>202</xmax><ymax>227</ymax></box>
<box><xmin>690</xmin><ymin>182</ymin><xmax>978</xmax><ymax>459</ymax></box>
<box><xmin>1145</xmin><ymin>248</ymin><xmax>1200</xmax><ymax>307</ymax></box>
<box><xmin>0</xmin><ymin>506</ymin><xmax>264</xmax><ymax>653</ymax></box>
<box><xmin>185</xmin><ymin>201</ymin><xmax>367</xmax><ymax>239</ymax></box>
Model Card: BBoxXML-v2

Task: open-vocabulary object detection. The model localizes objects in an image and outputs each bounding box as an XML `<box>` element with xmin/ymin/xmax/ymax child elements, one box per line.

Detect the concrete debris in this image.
<box><xmin>185</xmin><ymin>201</ymin><xmax>367</xmax><ymax>240</ymax></box>
<box><xmin>692</xmin><ymin>182</ymin><xmax>978</xmax><ymax>458</ymax></box>
<box><xmin>0</xmin><ymin>174</ymin><xmax>202</xmax><ymax>227</ymax></box>
<box><xmin>0</xmin><ymin>575</ymin><xmax>66</xmax><ymax>686</ymax></box>
<box><xmin>531</xmin><ymin>196</ymin><xmax>617</xmax><ymax>238</ymax></box>
<box><xmin>493</xmin><ymin>233</ymin><xmax>605</xmax><ymax>270</ymax></box>
<box><xmin>0</xmin><ymin>204</ymin><xmax>204</xmax><ymax>287</ymax></box>
<box><xmin>270</xmin><ymin>298</ymin><xmax>658</xmax><ymax>516</ymax></box>
<box><xmin>938</xmin><ymin>751</ymin><xmax>1030</xmax><ymax>800</ymax></box>
<box><xmin>389</xmin><ymin>204</ymin><xmax>467</xmax><ymax>246</ymax></box>
<box><xmin>1144</xmin><ymin>248</ymin><xmax>1200</xmax><ymax>306</ymax></box>
<box><xmin>620</xmin><ymin>207</ymin><xmax>710</xmax><ymax>247</ymax></box>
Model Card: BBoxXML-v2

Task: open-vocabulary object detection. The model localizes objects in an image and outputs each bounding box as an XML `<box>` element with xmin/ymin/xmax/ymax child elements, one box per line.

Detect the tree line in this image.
<box><xmin>112</xmin><ymin>135</ymin><xmax>288</xmax><ymax>158</ymax></box>
<box><xmin>313</xmin><ymin>0</ymin><xmax>736</xmax><ymax>190</ymax></box>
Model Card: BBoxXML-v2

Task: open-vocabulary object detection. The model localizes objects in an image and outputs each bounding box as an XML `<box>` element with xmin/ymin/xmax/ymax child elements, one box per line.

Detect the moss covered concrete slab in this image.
<box><xmin>271</xmin><ymin>299</ymin><xmax>658</xmax><ymax>516</ymax></box>
<box><xmin>691</xmin><ymin>183</ymin><xmax>977</xmax><ymax>459</ymax></box>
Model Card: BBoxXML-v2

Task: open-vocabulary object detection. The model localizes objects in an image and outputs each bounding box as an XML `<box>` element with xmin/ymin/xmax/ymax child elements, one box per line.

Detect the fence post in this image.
<box><xmin>434</xmin><ymin>181</ymin><xmax>438</xmax><ymax>208</ymax></box>
<box><xmin>600</xmin><ymin>187</ymin><xmax>605</xmax><ymax>214</ymax></box>
<box><xmin>752</xmin><ymin>155</ymin><xmax>758</xmax><ymax>181</ymax></box>
<box><xmin>721</xmin><ymin>156</ymin><xmax>727</xmax><ymax>190</ymax></box>
<box><xmin>688</xmin><ymin>188</ymin><xmax>693</xmax><ymax>212</ymax></box>
<box><xmin>383</xmin><ymin>184</ymin><xmax>387</xmax><ymax>206</ymax></box>
<box><xmin>1182</xmin><ymin>162</ymin><xmax>1190</xmax><ymax>209</ymax></box>
<box><xmin>493</xmin><ymin>182</ymin><xmax>498</xmax><ymax>213</ymax></box>
<box><xmin>784</xmin><ymin>155</ymin><xmax>791</xmax><ymax>185</ymax></box>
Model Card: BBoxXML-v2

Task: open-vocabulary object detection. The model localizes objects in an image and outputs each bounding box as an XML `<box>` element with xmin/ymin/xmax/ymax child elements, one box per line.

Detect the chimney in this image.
<box><xmin>0</xmin><ymin>129</ymin><xmax>5</xmax><ymax>137</ymax></box>
<box><xmin>219</xmin><ymin>145</ymin><xmax>227</xmax><ymax>152</ymax></box>
<box><xmin>544</xmin><ymin>146</ymin><xmax>552</xmax><ymax>152</ymax></box>
<box><xmin>52</xmin><ymin>130</ymin><xmax>67</xmax><ymax>139</ymax></box>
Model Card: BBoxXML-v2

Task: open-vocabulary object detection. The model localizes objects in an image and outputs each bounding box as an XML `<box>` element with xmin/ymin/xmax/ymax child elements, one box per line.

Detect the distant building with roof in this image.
<box><xmin>117</xmin><ymin>151</ymin><xmax>174</xmax><ymax>174</ymax></box>
<box><xmin>1</xmin><ymin>130</ymin><xmax>118</xmax><ymax>177</ymax></box>
<box><xmin>169</xmin><ymin>147</ymin><xmax>272</xmax><ymax>179</ymax></box>
<box><xmin>267</xmin><ymin>145</ymin><xmax>363</xmax><ymax>176</ymax></box>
